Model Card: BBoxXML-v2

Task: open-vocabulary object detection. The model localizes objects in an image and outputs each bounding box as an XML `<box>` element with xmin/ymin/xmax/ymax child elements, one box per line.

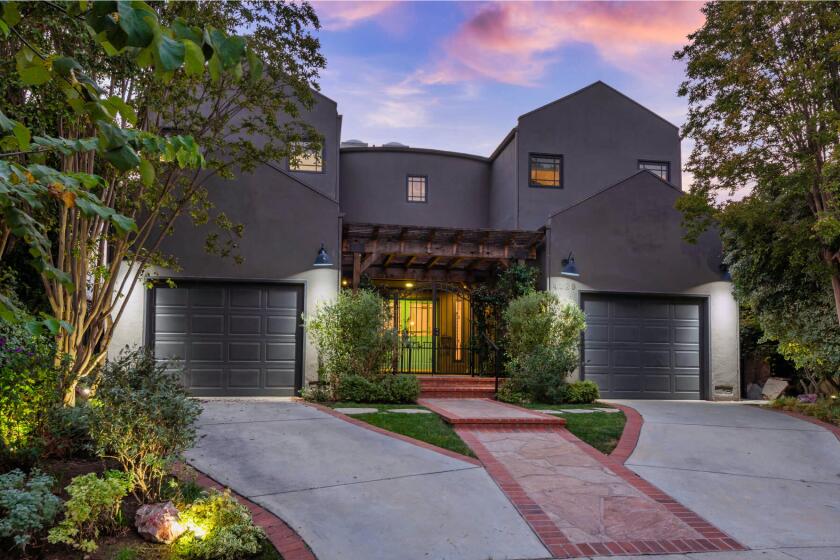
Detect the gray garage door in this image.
<box><xmin>582</xmin><ymin>295</ymin><xmax>703</xmax><ymax>399</ymax></box>
<box><xmin>150</xmin><ymin>282</ymin><xmax>303</xmax><ymax>396</ymax></box>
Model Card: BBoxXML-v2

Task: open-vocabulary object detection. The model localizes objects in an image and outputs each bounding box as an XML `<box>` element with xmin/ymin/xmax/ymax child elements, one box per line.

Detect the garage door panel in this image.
<box><xmin>674</xmin><ymin>326</ymin><xmax>699</xmax><ymax>344</ymax></box>
<box><xmin>230</xmin><ymin>288</ymin><xmax>261</xmax><ymax>308</ymax></box>
<box><xmin>152</xmin><ymin>283</ymin><xmax>302</xmax><ymax>396</ymax></box>
<box><xmin>191</xmin><ymin>342</ymin><xmax>223</xmax><ymax>362</ymax></box>
<box><xmin>190</xmin><ymin>369</ymin><xmax>223</xmax><ymax>388</ymax></box>
<box><xmin>155</xmin><ymin>341</ymin><xmax>185</xmax><ymax>360</ymax></box>
<box><xmin>228</xmin><ymin>369</ymin><xmax>261</xmax><ymax>388</ymax></box>
<box><xmin>675</xmin><ymin>375</ymin><xmax>700</xmax><ymax>392</ymax></box>
<box><xmin>229</xmin><ymin>315</ymin><xmax>262</xmax><ymax>335</ymax></box>
<box><xmin>583</xmin><ymin>295</ymin><xmax>703</xmax><ymax>400</ymax></box>
<box><xmin>156</xmin><ymin>288</ymin><xmax>188</xmax><ymax>307</ymax></box>
<box><xmin>584</xmin><ymin>324</ymin><xmax>609</xmax><ymax>342</ymax></box>
<box><xmin>155</xmin><ymin>314</ymin><xmax>187</xmax><ymax>334</ymax></box>
<box><xmin>190</xmin><ymin>289</ymin><xmax>225</xmax><ymax>308</ymax></box>
<box><xmin>644</xmin><ymin>375</ymin><xmax>671</xmax><ymax>392</ymax></box>
<box><xmin>191</xmin><ymin>315</ymin><xmax>224</xmax><ymax>334</ymax></box>
<box><xmin>613</xmin><ymin>325</ymin><xmax>640</xmax><ymax>343</ymax></box>
<box><xmin>267</xmin><ymin>316</ymin><xmax>297</xmax><ymax>335</ymax></box>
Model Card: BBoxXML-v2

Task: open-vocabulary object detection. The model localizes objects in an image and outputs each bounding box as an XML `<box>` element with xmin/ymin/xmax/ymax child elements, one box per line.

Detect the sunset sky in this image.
<box><xmin>310</xmin><ymin>1</ymin><xmax>705</xmax><ymax>186</ymax></box>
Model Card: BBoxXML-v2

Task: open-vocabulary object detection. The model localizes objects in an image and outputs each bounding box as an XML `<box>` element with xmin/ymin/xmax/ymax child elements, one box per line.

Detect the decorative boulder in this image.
<box><xmin>761</xmin><ymin>377</ymin><xmax>789</xmax><ymax>400</ymax></box>
<box><xmin>136</xmin><ymin>501</ymin><xmax>186</xmax><ymax>544</ymax></box>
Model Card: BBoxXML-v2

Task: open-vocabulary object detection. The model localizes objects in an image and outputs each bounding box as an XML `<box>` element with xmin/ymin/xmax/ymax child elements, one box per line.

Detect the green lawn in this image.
<box><xmin>523</xmin><ymin>403</ymin><xmax>627</xmax><ymax>454</ymax></box>
<box><xmin>326</xmin><ymin>403</ymin><xmax>475</xmax><ymax>458</ymax></box>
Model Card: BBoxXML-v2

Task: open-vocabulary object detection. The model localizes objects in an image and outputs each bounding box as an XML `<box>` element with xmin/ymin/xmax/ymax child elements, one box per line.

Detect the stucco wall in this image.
<box><xmin>109</xmin><ymin>161</ymin><xmax>343</xmax><ymax>384</ymax></box>
<box><xmin>516</xmin><ymin>82</ymin><xmax>682</xmax><ymax>230</ymax></box>
<box><xmin>339</xmin><ymin>148</ymin><xmax>490</xmax><ymax>228</ymax></box>
<box><xmin>546</xmin><ymin>172</ymin><xmax>739</xmax><ymax>400</ymax></box>
<box><xmin>488</xmin><ymin>132</ymin><xmax>518</xmax><ymax>229</ymax></box>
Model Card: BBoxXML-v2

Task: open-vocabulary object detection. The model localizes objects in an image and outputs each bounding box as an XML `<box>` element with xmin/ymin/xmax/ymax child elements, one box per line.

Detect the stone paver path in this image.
<box><xmin>422</xmin><ymin>398</ymin><xmax>743</xmax><ymax>559</ymax></box>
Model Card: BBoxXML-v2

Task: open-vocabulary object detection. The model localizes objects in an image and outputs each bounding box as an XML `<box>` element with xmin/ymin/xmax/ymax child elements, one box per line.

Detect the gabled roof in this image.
<box><xmin>519</xmin><ymin>81</ymin><xmax>679</xmax><ymax>131</ymax></box>
<box><xmin>547</xmin><ymin>169</ymin><xmax>683</xmax><ymax>220</ymax></box>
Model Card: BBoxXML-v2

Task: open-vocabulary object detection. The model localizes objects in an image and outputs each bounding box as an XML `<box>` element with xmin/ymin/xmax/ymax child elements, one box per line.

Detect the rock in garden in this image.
<box><xmin>761</xmin><ymin>377</ymin><xmax>789</xmax><ymax>400</ymax></box>
<box><xmin>135</xmin><ymin>501</ymin><xmax>185</xmax><ymax>544</ymax></box>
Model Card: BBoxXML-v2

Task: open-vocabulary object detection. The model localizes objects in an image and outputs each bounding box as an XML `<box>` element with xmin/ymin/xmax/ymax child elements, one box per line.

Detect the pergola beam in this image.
<box><xmin>341</xmin><ymin>239</ymin><xmax>533</xmax><ymax>260</ymax></box>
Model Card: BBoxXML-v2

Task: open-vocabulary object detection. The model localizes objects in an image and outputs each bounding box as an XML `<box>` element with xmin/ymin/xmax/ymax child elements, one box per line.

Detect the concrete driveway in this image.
<box><xmin>620</xmin><ymin>400</ymin><xmax>840</xmax><ymax>555</ymax></box>
<box><xmin>185</xmin><ymin>399</ymin><xmax>548</xmax><ymax>560</ymax></box>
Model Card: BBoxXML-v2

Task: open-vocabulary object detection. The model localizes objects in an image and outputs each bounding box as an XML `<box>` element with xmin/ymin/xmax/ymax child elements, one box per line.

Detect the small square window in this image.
<box><xmin>407</xmin><ymin>175</ymin><xmax>427</xmax><ymax>202</ymax></box>
<box><xmin>638</xmin><ymin>160</ymin><xmax>670</xmax><ymax>182</ymax></box>
<box><xmin>529</xmin><ymin>154</ymin><xmax>562</xmax><ymax>188</ymax></box>
<box><xmin>289</xmin><ymin>141</ymin><xmax>323</xmax><ymax>173</ymax></box>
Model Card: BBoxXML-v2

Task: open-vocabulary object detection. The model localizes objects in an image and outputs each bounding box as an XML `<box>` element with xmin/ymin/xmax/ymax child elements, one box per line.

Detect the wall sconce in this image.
<box><xmin>561</xmin><ymin>252</ymin><xmax>580</xmax><ymax>277</ymax></box>
<box><xmin>313</xmin><ymin>242</ymin><xmax>333</xmax><ymax>267</ymax></box>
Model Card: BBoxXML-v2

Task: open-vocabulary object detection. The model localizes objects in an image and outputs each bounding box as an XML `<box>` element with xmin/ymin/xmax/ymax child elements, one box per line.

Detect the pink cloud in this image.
<box><xmin>424</xmin><ymin>1</ymin><xmax>705</xmax><ymax>86</ymax></box>
<box><xmin>312</xmin><ymin>1</ymin><xmax>396</xmax><ymax>31</ymax></box>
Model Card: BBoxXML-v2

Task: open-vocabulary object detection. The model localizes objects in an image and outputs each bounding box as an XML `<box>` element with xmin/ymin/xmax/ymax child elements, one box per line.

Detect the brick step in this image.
<box><xmin>419</xmin><ymin>389</ymin><xmax>497</xmax><ymax>399</ymax></box>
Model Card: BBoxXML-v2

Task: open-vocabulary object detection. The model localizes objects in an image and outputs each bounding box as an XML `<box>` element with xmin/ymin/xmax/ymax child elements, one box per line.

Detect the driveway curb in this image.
<box><xmin>605</xmin><ymin>402</ymin><xmax>644</xmax><ymax>463</ymax></box>
<box><xmin>175</xmin><ymin>463</ymin><xmax>317</xmax><ymax>560</ymax></box>
<box><xmin>764</xmin><ymin>406</ymin><xmax>840</xmax><ymax>442</ymax></box>
<box><xmin>300</xmin><ymin>400</ymin><xmax>483</xmax><ymax>466</ymax></box>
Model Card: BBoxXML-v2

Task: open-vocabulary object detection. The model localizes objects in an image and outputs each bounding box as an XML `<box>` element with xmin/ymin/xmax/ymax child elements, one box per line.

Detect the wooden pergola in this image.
<box><xmin>342</xmin><ymin>222</ymin><xmax>546</xmax><ymax>288</ymax></box>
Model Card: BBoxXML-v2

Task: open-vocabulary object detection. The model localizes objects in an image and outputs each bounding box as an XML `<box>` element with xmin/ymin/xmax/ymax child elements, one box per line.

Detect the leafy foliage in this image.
<box><xmin>564</xmin><ymin>381</ymin><xmax>600</xmax><ymax>404</ymax></box>
<box><xmin>39</xmin><ymin>403</ymin><xmax>94</xmax><ymax>460</ymax></box>
<box><xmin>47</xmin><ymin>470</ymin><xmax>130</xmax><ymax>553</ymax></box>
<box><xmin>675</xmin><ymin>2</ymin><xmax>840</xmax><ymax>387</ymax></box>
<box><xmin>1</xmin><ymin>2</ymin><xmax>324</xmax><ymax>405</ymax></box>
<box><xmin>0</xmin><ymin>468</ymin><xmax>61</xmax><ymax>552</ymax></box>
<box><xmin>173</xmin><ymin>489</ymin><xmax>266</xmax><ymax>560</ymax></box>
<box><xmin>503</xmin><ymin>291</ymin><xmax>586</xmax><ymax>404</ymax></box>
<box><xmin>0</xmin><ymin>319</ymin><xmax>63</xmax><ymax>467</ymax></box>
<box><xmin>771</xmin><ymin>396</ymin><xmax>840</xmax><ymax>426</ymax></box>
<box><xmin>304</xmin><ymin>289</ymin><xmax>396</xmax><ymax>394</ymax></box>
<box><xmin>89</xmin><ymin>348</ymin><xmax>201</xmax><ymax>502</ymax></box>
<box><xmin>336</xmin><ymin>374</ymin><xmax>419</xmax><ymax>404</ymax></box>
<box><xmin>470</xmin><ymin>264</ymin><xmax>538</xmax><ymax>373</ymax></box>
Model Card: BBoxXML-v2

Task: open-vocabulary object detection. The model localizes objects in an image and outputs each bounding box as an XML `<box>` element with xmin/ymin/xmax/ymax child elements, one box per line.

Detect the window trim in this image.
<box><xmin>406</xmin><ymin>174</ymin><xmax>428</xmax><ymax>203</ymax></box>
<box><xmin>287</xmin><ymin>141</ymin><xmax>325</xmax><ymax>174</ymax></box>
<box><xmin>638</xmin><ymin>159</ymin><xmax>671</xmax><ymax>183</ymax></box>
<box><xmin>528</xmin><ymin>153</ymin><xmax>564</xmax><ymax>189</ymax></box>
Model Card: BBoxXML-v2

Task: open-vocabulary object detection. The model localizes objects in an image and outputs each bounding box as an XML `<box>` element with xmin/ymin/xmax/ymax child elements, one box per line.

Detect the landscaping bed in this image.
<box><xmin>523</xmin><ymin>403</ymin><xmax>627</xmax><ymax>454</ymax></box>
<box><xmin>325</xmin><ymin>403</ymin><xmax>476</xmax><ymax>458</ymax></box>
<box><xmin>769</xmin><ymin>396</ymin><xmax>840</xmax><ymax>427</ymax></box>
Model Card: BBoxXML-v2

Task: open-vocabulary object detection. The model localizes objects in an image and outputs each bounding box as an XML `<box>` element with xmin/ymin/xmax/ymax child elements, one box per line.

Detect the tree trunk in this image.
<box><xmin>831</xmin><ymin>272</ymin><xmax>840</xmax><ymax>326</ymax></box>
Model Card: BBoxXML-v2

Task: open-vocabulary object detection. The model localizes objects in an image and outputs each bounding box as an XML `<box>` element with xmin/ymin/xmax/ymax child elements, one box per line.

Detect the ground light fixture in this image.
<box><xmin>313</xmin><ymin>242</ymin><xmax>333</xmax><ymax>267</ymax></box>
<box><xmin>561</xmin><ymin>252</ymin><xmax>580</xmax><ymax>277</ymax></box>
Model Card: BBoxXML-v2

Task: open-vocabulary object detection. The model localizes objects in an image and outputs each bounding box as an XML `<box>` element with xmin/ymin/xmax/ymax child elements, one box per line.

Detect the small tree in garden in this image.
<box><xmin>304</xmin><ymin>289</ymin><xmax>396</xmax><ymax>394</ymax></box>
<box><xmin>503</xmin><ymin>291</ymin><xmax>585</xmax><ymax>403</ymax></box>
<box><xmin>0</xmin><ymin>1</ymin><xmax>324</xmax><ymax>405</ymax></box>
<box><xmin>88</xmin><ymin>348</ymin><xmax>200</xmax><ymax>502</ymax></box>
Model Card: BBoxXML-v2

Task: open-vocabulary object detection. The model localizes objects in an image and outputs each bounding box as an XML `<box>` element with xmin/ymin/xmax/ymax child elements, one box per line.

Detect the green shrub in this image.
<box><xmin>771</xmin><ymin>395</ymin><xmax>840</xmax><ymax>426</ymax></box>
<box><xmin>337</xmin><ymin>374</ymin><xmax>419</xmax><ymax>403</ymax></box>
<box><xmin>385</xmin><ymin>374</ymin><xmax>420</xmax><ymax>403</ymax></box>
<box><xmin>39</xmin><ymin>404</ymin><xmax>94</xmax><ymax>460</ymax></box>
<box><xmin>0</xmin><ymin>321</ymin><xmax>63</xmax><ymax>467</ymax></box>
<box><xmin>304</xmin><ymin>289</ymin><xmax>396</xmax><ymax>393</ymax></box>
<box><xmin>564</xmin><ymin>380</ymin><xmax>600</xmax><ymax>404</ymax></box>
<box><xmin>47</xmin><ymin>470</ymin><xmax>130</xmax><ymax>553</ymax></box>
<box><xmin>503</xmin><ymin>292</ymin><xmax>585</xmax><ymax>404</ymax></box>
<box><xmin>89</xmin><ymin>348</ymin><xmax>201</xmax><ymax>501</ymax></box>
<box><xmin>0</xmin><ymin>469</ymin><xmax>61</xmax><ymax>552</ymax></box>
<box><xmin>173</xmin><ymin>490</ymin><xmax>266</xmax><ymax>560</ymax></box>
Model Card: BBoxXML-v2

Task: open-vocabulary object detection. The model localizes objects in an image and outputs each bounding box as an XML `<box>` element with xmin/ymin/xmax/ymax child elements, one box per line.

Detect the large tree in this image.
<box><xmin>675</xmin><ymin>2</ymin><xmax>840</xmax><ymax>387</ymax></box>
<box><xmin>0</xmin><ymin>1</ymin><xmax>324</xmax><ymax>404</ymax></box>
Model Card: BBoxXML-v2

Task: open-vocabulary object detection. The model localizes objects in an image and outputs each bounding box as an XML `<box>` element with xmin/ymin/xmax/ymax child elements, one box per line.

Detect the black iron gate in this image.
<box><xmin>382</xmin><ymin>283</ymin><xmax>501</xmax><ymax>376</ymax></box>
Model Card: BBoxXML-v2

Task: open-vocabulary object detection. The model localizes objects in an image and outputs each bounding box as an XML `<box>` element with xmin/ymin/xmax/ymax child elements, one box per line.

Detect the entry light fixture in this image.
<box><xmin>720</xmin><ymin>263</ymin><xmax>732</xmax><ymax>281</ymax></box>
<box><xmin>341</xmin><ymin>279</ymin><xmax>348</xmax><ymax>287</ymax></box>
<box><xmin>560</xmin><ymin>252</ymin><xmax>580</xmax><ymax>277</ymax></box>
<box><xmin>405</xmin><ymin>282</ymin><xmax>414</xmax><ymax>288</ymax></box>
<box><xmin>313</xmin><ymin>242</ymin><xmax>333</xmax><ymax>268</ymax></box>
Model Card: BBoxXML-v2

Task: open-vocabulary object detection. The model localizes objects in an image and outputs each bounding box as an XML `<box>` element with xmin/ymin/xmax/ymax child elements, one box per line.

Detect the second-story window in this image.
<box><xmin>407</xmin><ymin>175</ymin><xmax>427</xmax><ymax>202</ymax></box>
<box><xmin>529</xmin><ymin>154</ymin><xmax>563</xmax><ymax>188</ymax></box>
<box><xmin>289</xmin><ymin>141</ymin><xmax>323</xmax><ymax>173</ymax></box>
<box><xmin>638</xmin><ymin>160</ymin><xmax>670</xmax><ymax>182</ymax></box>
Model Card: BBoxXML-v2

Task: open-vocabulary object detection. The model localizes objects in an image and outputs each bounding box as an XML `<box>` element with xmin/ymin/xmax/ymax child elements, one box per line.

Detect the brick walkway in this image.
<box><xmin>421</xmin><ymin>398</ymin><xmax>745</xmax><ymax>559</ymax></box>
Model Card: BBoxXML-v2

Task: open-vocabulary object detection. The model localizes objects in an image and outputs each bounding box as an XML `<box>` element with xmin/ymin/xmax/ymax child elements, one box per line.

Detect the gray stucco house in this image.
<box><xmin>110</xmin><ymin>81</ymin><xmax>739</xmax><ymax>401</ymax></box>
